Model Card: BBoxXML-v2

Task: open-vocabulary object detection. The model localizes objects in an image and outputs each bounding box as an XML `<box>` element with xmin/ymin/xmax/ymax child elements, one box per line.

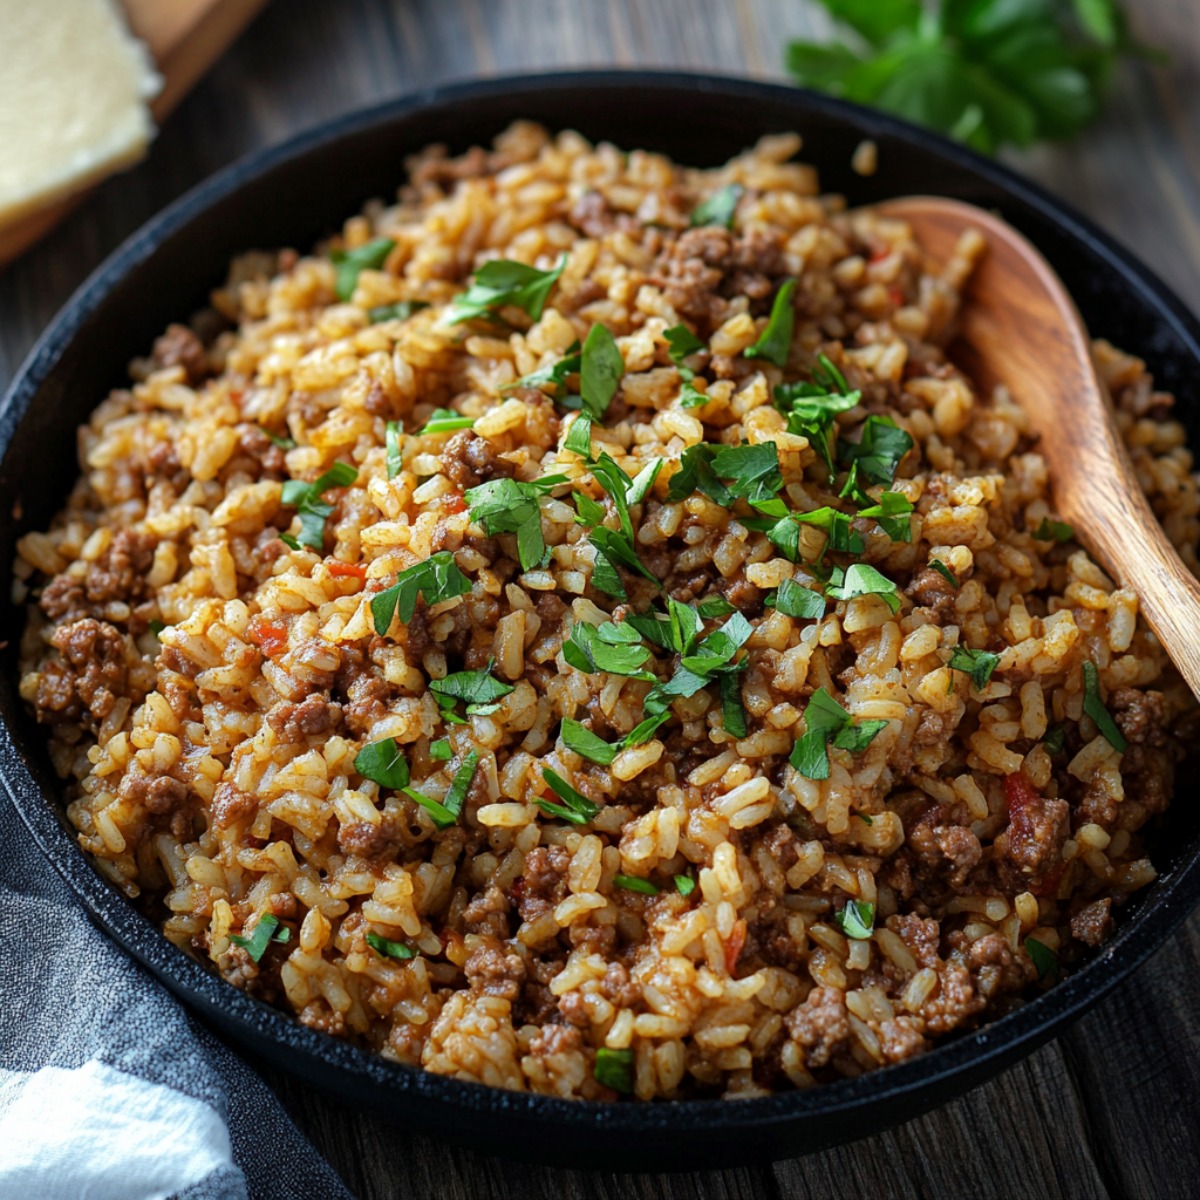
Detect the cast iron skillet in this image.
<box><xmin>2</xmin><ymin>72</ymin><xmax>1199</xmax><ymax>1170</ymax></box>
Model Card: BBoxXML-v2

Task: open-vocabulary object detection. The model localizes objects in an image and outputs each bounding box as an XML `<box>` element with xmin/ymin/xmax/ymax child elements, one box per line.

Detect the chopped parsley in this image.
<box><xmin>561</xmin><ymin>717</ymin><xmax>617</xmax><ymax>765</ymax></box>
<box><xmin>367</xmin><ymin>300</ymin><xmax>429</xmax><ymax>324</ymax></box>
<box><xmin>613</xmin><ymin>874</ymin><xmax>660</xmax><ymax>895</ymax></box>
<box><xmin>1025</xmin><ymin>936</ymin><xmax>1058</xmax><ymax>980</ymax></box>
<box><xmin>857</xmin><ymin>491</ymin><xmax>914</xmax><ymax>542</ymax></box>
<box><xmin>465</xmin><ymin>474</ymin><xmax>567</xmax><ymax>572</ymax></box>
<box><xmin>697</xmin><ymin>596</ymin><xmax>736</xmax><ymax>618</ymax></box>
<box><xmin>430</xmin><ymin>738</ymin><xmax>453</xmax><ymax>761</ymax></box>
<box><xmin>665</xmin><ymin>323</ymin><xmax>709</xmax><ymax>407</ymax></box>
<box><xmin>795</xmin><ymin>506</ymin><xmax>865</xmax><ymax>558</ymax></box>
<box><xmin>674</xmin><ymin>874</ymin><xmax>697</xmax><ymax>898</ymax></box>
<box><xmin>744</xmin><ymin>279</ymin><xmax>797</xmax><ymax>368</ymax></box>
<box><xmin>1034</xmin><ymin>517</ymin><xmax>1074</xmax><ymax>543</ymax></box>
<box><xmin>930</xmin><ymin>558</ymin><xmax>959</xmax><ymax>588</ymax></box>
<box><xmin>430</xmin><ymin>662</ymin><xmax>514</xmax><ymax>723</ymax></box>
<box><xmin>790</xmin><ymin>688</ymin><xmax>887</xmax><ymax>781</ymax></box>
<box><xmin>774</xmin><ymin>354</ymin><xmax>861</xmax><ymax>479</ymax></box>
<box><xmin>446</xmin><ymin>255</ymin><xmax>567</xmax><ymax>325</ymax></box>
<box><xmin>839</xmin><ymin>415</ymin><xmax>913</xmax><ymax>487</ymax></box>
<box><xmin>593</xmin><ymin>1046</ymin><xmax>635</xmax><ymax>1093</ymax></box>
<box><xmin>769</xmin><ymin>578</ymin><xmax>827</xmax><ymax>619</ymax></box>
<box><xmin>353</xmin><ymin>737</ymin><xmax>411</xmax><ymax>790</ymax></box>
<box><xmin>371</xmin><ymin>551</ymin><xmax>472</xmax><ymax>633</ymax></box>
<box><xmin>667</xmin><ymin>442</ymin><xmax>783</xmax><ymax>508</ymax></box>
<box><xmin>537</xmin><ymin>768</ymin><xmax>600</xmax><ymax>825</ymax></box>
<box><xmin>1042</xmin><ymin>724</ymin><xmax>1066</xmax><ymax>755</ymax></box>
<box><xmin>580</xmin><ymin>323</ymin><xmax>625</xmax><ymax>420</ymax></box>
<box><xmin>564</xmin><ymin>414</ymin><xmax>593</xmax><ymax>457</ymax></box>
<box><xmin>332</xmin><ymin>237</ymin><xmax>395</xmax><ymax>302</ymax></box>
<box><xmin>229</xmin><ymin>913</ymin><xmax>290</xmax><ymax>962</ymax></box>
<box><xmin>261</xmin><ymin>427</ymin><xmax>296</xmax><ymax>450</ymax></box>
<box><xmin>690</xmin><ymin>183</ymin><xmax>743</xmax><ymax>229</ymax></box>
<box><xmin>1082</xmin><ymin>660</ymin><xmax>1127</xmax><ymax>752</ymax></box>
<box><xmin>507</xmin><ymin>341</ymin><xmax>581</xmax><ymax>398</ymax></box>
<box><xmin>418</xmin><ymin>408</ymin><xmax>475</xmax><ymax>435</ymax></box>
<box><xmin>575</xmin><ymin>452</ymin><xmax>663</xmax><ymax>597</ymax></box>
<box><xmin>720</xmin><ymin>670</ymin><xmax>748</xmax><ymax>737</ymax></box>
<box><xmin>947</xmin><ymin>645</ymin><xmax>1001</xmax><ymax>691</ymax></box>
<box><xmin>563</xmin><ymin>621</ymin><xmax>655</xmax><ymax>678</ymax></box>
<box><xmin>385</xmin><ymin>421</ymin><xmax>402</xmax><ymax>480</ymax></box>
<box><xmin>280</xmin><ymin>462</ymin><xmax>359</xmax><ymax>551</ymax></box>
<box><xmin>834</xmin><ymin>899</ymin><xmax>875</xmax><ymax>940</ymax></box>
<box><xmin>149</xmin><ymin>619</ymin><xmax>167</xmax><ymax>639</ymax></box>
<box><xmin>826</xmin><ymin>562</ymin><xmax>903</xmax><ymax>613</ymax></box>
<box><xmin>366</xmin><ymin>931</ymin><xmax>417</xmax><ymax>960</ymax></box>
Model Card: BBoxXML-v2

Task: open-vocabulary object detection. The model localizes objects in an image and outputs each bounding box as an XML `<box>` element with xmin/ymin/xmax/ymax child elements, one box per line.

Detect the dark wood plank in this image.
<box><xmin>2</xmin><ymin>2</ymin><xmax>1200</xmax><ymax>1199</ymax></box>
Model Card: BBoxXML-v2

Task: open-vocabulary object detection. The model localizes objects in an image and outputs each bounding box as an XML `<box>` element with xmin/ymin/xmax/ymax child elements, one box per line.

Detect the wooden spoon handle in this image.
<box><xmin>873</xmin><ymin>195</ymin><xmax>1200</xmax><ymax>698</ymax></box>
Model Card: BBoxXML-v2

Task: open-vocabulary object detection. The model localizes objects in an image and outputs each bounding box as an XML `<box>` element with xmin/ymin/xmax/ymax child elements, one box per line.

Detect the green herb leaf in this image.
<box><xmin>465</xmin><ymin>475</ymin><xmax>564</xmax><ymax>572</ymax></box>
<box><xmin>507</xmin><ymin>342</ymin><xmax>581</xmax><ymax>398</ymax></box>
<box><xmin>261</xmin><ymin>427</ymin><xmax>296</xmax><ymax>450</ymax></box>
<box><xmin>834</xmin><ymin>899</ymin><xmax>875</xmax><ymax>940</ymax></box>
<box><xmin>354</xmin><ymin>738</ymin><xmax>411</xmax><ymax>790</ymax></box>
<box><xmin>744</xmin><ymin>280</ymin><xmax>797</xmax><ymax>368</ymax></box>
<box><xmin>857</xmin><ymin>490</ymin><xmax>914</xmax><ymax>542</ymax></box>
<box><xmin>371</xmin><ymin>551</ymin><xmax>472</xmax><ymax>633</ymax></box>
<box><xmin>368</xmin><ymin>300</ymin><xmax>429</xmax><ymax>324</ymax></box>
<box><xmin>665</xmin><ymin>324</ymin><xmax>706</xmax><ymax>363</ymax></box>
<box><xmin>613</xmin><ymin>874</ymin><xmax>660</xmax><ymax>895</ymax></box>
<box><xmin>149</xmin><ymin>618</ymin><xmax>166</xmax><ymax>640</ymax></box>
<box><xmin>564</xmin><ymin>620</ymin><xmax>655</xmax><ymax>678</ymax></box>
<box><xmin>385</xmin><ymin>421</ymin><xmax>403</xmax><ymax>480</ymax></box>
<box><xmin>442</xmin><ymin>749</ymin><xmax>479</xmax><ymax>822</ymax></box>
<box><xmin>839</xmin><ymin>416</ymin><xmax>913</xmax><ymax>487</ymax></box>
<box><xmin>561</xmin><ymin>717</ymin><xmax>617</xmax><ymax>765</ymax></box>
<box><xmin>697</xmin><ymin>596</ymin><xmax>736</xmax><ymax>618</ymax></box>
<box><xmin>774</xmin><ymin>355</ymin><xmax>862</xmax><ymax>479</ymax></box>
<box><xmin>720</xmin><ymin>670</ymin><xmax>748</xmax><ymax>737</ymax></box>
<box><xmin>594</xmin><ymin>1046</ymin><xmax>635</xmax><ymax>1093</ymax></box>
<box><xmin>430</xmin><ymin>663</ymin><xmax>514</xmax><ymax>720</ymax></box>
<box><xmin>580</xmin><ymin>323</ymin><xmax>625</xmax><ymax>419</ymax></box>
<box><xmin>419</xmin><ymin>408</ymin><xmax>475</xmax><ymax>435</ymax></box>
<box><xmin>366</xmin><ymin>931</ymin><xmax>417</xmax><ymax>959</ymax></box>
<box><xmin>1082</xmin><ymin>660</ymin><xmax>1127</xmax><ymax>752</ymax></box>
<box><xmin>947</xmin><ymin>645</ymin><xmax>1001</xmax><ymax>691</ymax></box>
<box><xmin>930</xmin><ymin>558</ymin><xmax>959</xmax><ymax>588</ymax></box>
<box><xmin>1025</xmin><ymin>935</ymin><xmax>1058</xmax><ymax>980</ymax></box>
<box><xmin>446</xmin><ymin>255</ymin><xmax>567</xmax><ymax>325</ymax></box>
<box><xmin>229</xmin><ymin>913</ymin><xmax>289</xmax><ymax>962</ymax></box>
<box><xmin>790</xmin><ymin>687</ymin><xmax>883</xmax><ymax>781</ymax></box>
<box><xmin>674</xmin><ymin>874</ymin><xmax>697</xmax><ymax>897</ymax></box>
<box><xmin>826</xmin><ymin>562</ymin><xmax>902</xmax><ymax>613</ymax></box>
<box><xmin>691</xmin><ymin>184</ymin><xmax>743</xmax><ymax>229</ymax></box>
<box><xmin>281</xmin><ymin>462</ymin><xmax>359</xmax><ymax>551</ymax></box>
<box><xmin>794</xmin><ymin>506</ymin><xmax>865</xmax><ymax>558</ymax></box>
<box><xmin>681</xmin><ymin>612</ymin><xmax>753</xmax><ymax>675</ymax></box>
<box><xmin>1034</xmin><ymin>517</ymin><xmax>1074</xmax><ymax>543</ymax></box>
<box><xmin>564</xmin><ymin>414</ymin><xmax>592</xmax><ymax>458</ymax></box>
<box><xmin>1042</xmin><ymin>724</ymin><xmax>1066</xmax><ymax>755</ymax></box>
<box><xmin>537</xmin><ymin>768</ymin><xmax>600</xmax><ymax>825</ymax></box>
<box><xmin>770</xmin><ymin>578</ymin><xmax>827</xmax><ymax>619</ymax></box>
<box><xmin>832</xmin><ymin>719</ymin><xmax>888</xmax><ymax>753</ymax></box>
<box><xmin>332</xmin><ymin>237</ymin><xmax>395</xmax><ymax>302</ymax></box>
<box><xmin>430</xmin><ymin>738</ymin><xmax>453</xmax><ymax>761</ymax></box>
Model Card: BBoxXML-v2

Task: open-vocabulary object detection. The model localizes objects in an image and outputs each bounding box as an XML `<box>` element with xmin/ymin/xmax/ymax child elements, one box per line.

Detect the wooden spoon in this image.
<box><xmin>872</xmin><ymin>195</ymin><xmax>1200</xmax><ymax>698</ymax></box>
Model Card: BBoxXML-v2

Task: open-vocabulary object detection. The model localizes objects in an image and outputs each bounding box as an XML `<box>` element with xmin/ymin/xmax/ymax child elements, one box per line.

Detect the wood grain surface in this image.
<box><xmin>2</xmin><ymin>2</ymin><xmax>1198</xmax><ymax>1196</ymax></box>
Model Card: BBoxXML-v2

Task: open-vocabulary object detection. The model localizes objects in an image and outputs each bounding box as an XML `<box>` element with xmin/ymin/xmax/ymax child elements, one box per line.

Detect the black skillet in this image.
<box><xmin>2</xmin><ymin>72</ymin><xmax>1199</xmax><ymax>1170</ymax></box>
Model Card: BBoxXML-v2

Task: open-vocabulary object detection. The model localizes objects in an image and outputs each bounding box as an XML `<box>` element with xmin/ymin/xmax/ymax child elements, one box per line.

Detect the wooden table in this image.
<box><xmin>3</xmin><ymin>2</ymin><xmax>1198</xmax><ymax>1196</ymax></box>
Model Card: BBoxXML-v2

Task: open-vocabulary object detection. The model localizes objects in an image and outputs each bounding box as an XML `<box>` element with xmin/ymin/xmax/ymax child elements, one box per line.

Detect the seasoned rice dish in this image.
<box><xmin>16</xmin><ymin>123</ymin><xmax>1198</xmax><ymax>1100</ymax></box>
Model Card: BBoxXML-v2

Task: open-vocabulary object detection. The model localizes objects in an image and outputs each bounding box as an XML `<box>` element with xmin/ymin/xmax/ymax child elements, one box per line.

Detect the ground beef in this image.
<box><xmin>464</xmin><ymin>940</ymin><xmax>527</xmax><ymax>1001</ymax></box>
<box><xmin>994</xmin><ymin>778</ymin><xmax>1069</xmax><ymax>893</ymax></box>
<box><xmin>1070</xmin><ymin>898</ymin><xmax>1114</xmax><ymax>947</ymax></box>
<box><xmin>512</xmin><ymin>846</ymin><xmax>571</xmax><ymax>922</ymax></box>
<box><xmin>441</xmin><ymin>430</ymin><xmax>514</xmax><ymax>489</ymax></box>
<box><xmin>530</xmin><ymin>1023</ymin><xmax>582</xmax><ymax>1058</ymax></box>
<box><xmin>889</xmin><ymin>914</ymin><xmax>942</xmax><ymax>968</ymax></box>
<box><xmin>718</xmin><ymin>572</ymin><xmax>764</xmax><ymax>616</ymax></box>
<box><xmin>337</xmin><ymin>658</ymin><xmax>391</xmax><ymax>736</ymax></box>
<box><xmin>233</xmin><ymin>423</ymin><xmax>287</xmax><ymax>475</ymax></box>
<box><xmin>964</xmin><ymin>931</ymin><xmax>1032</xmax><ymax>998</ymax></box>
<box><xmin>878</xmin><ymin>1015</ymin><xmax>928</xmax><ymax>1063</ymax></box>
<box><xmin>40</xmin><ymin>530</ymin><xmax>157</xmax><ymax>621</ymax></box>
<box><xmin>905</xmin><ymin>567</ymin><xmax>958</xmax><ymax>616</ymax></box>
<box><xmin>598</xmin><ymin>961</ymin><xmax>641</xmax><ymax>1008</ymax></box>
<box><xmin>212</xmin><ymin>782</ymin><xmax>256</xmax><ymax>828</ymax></box>
<box><xmin>570</xmin><ymin>191</ymin><xmax>640</xmax><ymax>239</ymax></box>
<box><xmin>33</xmin><ymin>619</ymin><xmax>129</xmax><ymax>729</ymax></box>
<box><xmin>921</xmin><ymin>962</ymin><xmax>985</xmax><ymax>1034</ymax></box>
<box><xmin>907</xmin><ymin>809</ymin><xmax>982</xmax><ymax>888</ymax></box>
<box><xmin>1109</xmin><ymin>688</ymin><xmax>1180</xmax><ymax>818</ymax></box>
<box><xmin>1111</xmin><ymin>688</ymin><xmax>1170</xmax><ymax>746</ymax></box>
<box><xmin>762</xmin><ymin>822</ymin><xmax>800</xmax><ymax>872</ymax></box>
<box><xmin>119</xmin><ymin>770</ymin><xmax>188</xmax><ymax>815</ymax></box>
<box><xmin>297</xmin><ymin>1000</ymin><xmax>347</xmax><ymax>1038</ymax></box>
<box><xmin>337</xmin><ymin>816</ymin><xmax>403</xmax><ymax>863</ymax></box>
<box><xmin>785</xmin><ymin>985</ymin><xmax>850</xmax><ymax>1069</ymax></box>
<box><xmin>461</xmin><ymin>884</ymin><xmax>511</xmax><ymax>940</ymax></box>
<box><xmin>150</xmin><ymin>323</ymin><xmax>209</xmax><ymax>386</ymax></box>
<box><xmin>266</xmin><ymin>693</ymin><xmax>342</xmax><ymax>742</ymax></box>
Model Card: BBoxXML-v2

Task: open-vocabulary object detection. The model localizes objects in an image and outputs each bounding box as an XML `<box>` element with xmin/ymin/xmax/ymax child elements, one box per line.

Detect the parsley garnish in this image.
<box><xmin>697</xmin><ymin>596</ymin><xmax>736</xmax><ymax>618</ymax></box>
<box><xmin>594</xmin><ymin>1046</ymin><xmax>635</xmax><ymax>1093</ymax></box>
<box><xmin>665</xmin><ymin>323</ymin><xmax>709</xmax><ymax>408</ymax></box>
<box><xmin>465</xmin><ymin>475</ymin><xmax>566</xmax><ymax>572</ymax></box>
<box><xmin>613</xmin><ymin>874</ymin><xmax>659</xmax><ymax>895</ymax></box>
<box><xmin>769</xmin><ymin>578</ymin><xmax>827</xmax><ymax>619</ymax></box>
<box><xmin>834</xmin><ymin>899</ymin><xmax>875</xmax><ymax>940</ymax></box>
<box><xmin>785</xmin><ymin>0</ymin><xmax>1151</xmax><ymax>155</ymax></box>
<box><xmin>1082</xmin><ymin>660</ymin><xmax>1127</xmax><ymax>752</ymax></box>
<box><xmin>1026</xmin><ymin>935</ymin><xmax>1058</xmax><ymax>980</ymax></box>
<box><xmin>744</xmin><ymin>280</ymin><xmax>797</xmax><ymax>368</ymax></box>
<box><xmin>666</xmin><ymin>442</ymin><xmax>783</xmax><ymax>508</ymax></box>
<box><xmin>561</xmin><ymin>717</ymin><xmax>617</xmax><ymax>765</ymax></box>
<box><xmin>366</xmin><ymin>931</ymin><xmax>417</xmax><ymax>960</ymax></box>
<box><xmin>575</xmin><ymin>452</ymin><xmax>662</xmax><ymax>596</ymax></box>
<box><xmin>537</xmin><ymin>768</ymin><xmax>600</xmax><ymax>825</ymax></box>
<box><xmin>564</xmin><ymin>414</ymin><xmax>593</xmax><ymax>458</ymax></box>
<box><xmin>690</xmin><ymin>184</ymin><xmax>743</xmax><ymax>229</ymax></box>
<box><xmin>948</xmin><ymin>645</ymin><xmax>1001</xmax><ymax>691</ymax></box>
<box><xmin>826</xmin><ymin>562</ymin><xmax>902</xmax><ymax>613</ymax></box>
<box><xmin>1042</xmin><ymin>724</ymin><xmax>1066</xmax><ymax>755</ymax></box>
<box><xmin>1034</xmin><ymin>517</ymin><xmax>1074</xmax><ymax>543</ymax></box>
<box><xmin>419</xmin><ymin>408</ymin><xmax>475</xmax><ymax>435</ymax></box>
<box><xmin>430</xmin><ymin>738</ymin><xmax>453</xmax><ymax>761</ymax></box>
<box><xmin>839</xmin><ymin>415</ymin><xmax>913</xmax><ymax>487</ymax></box>
<box><xmin>149</xmin><ymin>619</ymin><xmax>167</xmax><ymax>639</ymax></box>
<box><xmin>790</xmin><ymin>688</ymin><xmax>887</xmax><ymax>780</ymax></box>
<box><xmin>280</xmin><ymin>462</ymin><xmax>359</xmax><ymax>551</ymax></box>
<box><xmin>354</xmin><ymin>738</ymin><xmax>412</xmax><ymax>789</ymax></box>
<box><xmin>230</xmin><ymin>913</ymin><xmax>290</xmax><ymax>962</ymax></box>
<box><xmin>332</xmin><ymin>237</ymin><xmax>395</xmax><ymax>302</ymax></box>
<box><xmin>773</xmin><ymin>355</ymin><xmax>862</xmax><ymax>480</ymax></box>
<box><xmin>368</xmin><ymin>300</ymin><xmax>429</xmax><ymax>324</ymax></box>
<box><xmin>430</xmin><ymin>662</ymin><xmax>514</xmax><ymax>723</ymax></box>
<box><xmin>446</xmin><ymin>255</ymin><xmax>567</xmax><ymax>325</ymax></box>
<box><xmin>563</xmin><ymin>621</ymin><xmax>655</xmax><ymax>678</ymax></box>
<box><xmin>674</xmin><ymin>874</ymin><xmax>697</xmax><ymax>897</ymax></box>
<box><xmin>506</xmin><ymin>341</ymin><xmax>581</xmax><ymax>398</ymax></box>
<box><xmin>261</xmin><ymin>427</ymin><xmax>296</xmax><ymax>450</ymax></box>
<box><xmin>930</xmin><ymin>558</ymin><xmax>959</xmax><ymax>588</ymax></box>
<box><xmin>371</xmin><ymin>551</ymin><xmax>472</xmax><ymax>633</ymax></box>
<box><xmin>857</xmin><ymin>491</ymin><xmax>914</xmax><ymax>542</ymax></box>
<box><xmin>385</xmin><ymin>421</ymin><xmax>403</xmax><ymax>480</ymax></box>
<box><xmin>720</xmin><ymin>670</ymin><xmax>748</xmax><ymax>737</ymax></box>
<box><xmin>580</xmin><ymin>323</ymin><xmax>625</xmax><ymax>419</ymax></box>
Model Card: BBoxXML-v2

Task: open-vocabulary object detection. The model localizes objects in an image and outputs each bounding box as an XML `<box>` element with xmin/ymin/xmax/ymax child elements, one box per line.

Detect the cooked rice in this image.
<box><xmin>15</xmin><ymin>122</ymin><xmax>1198</xmax><ymax>1100</ymax></box>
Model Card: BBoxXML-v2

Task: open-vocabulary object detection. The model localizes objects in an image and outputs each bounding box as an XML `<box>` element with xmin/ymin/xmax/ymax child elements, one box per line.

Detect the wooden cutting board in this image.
<box><xmin>0</xmin><ymin>0</ymin><xmax>268</xmax><ymax>270</ymax></box>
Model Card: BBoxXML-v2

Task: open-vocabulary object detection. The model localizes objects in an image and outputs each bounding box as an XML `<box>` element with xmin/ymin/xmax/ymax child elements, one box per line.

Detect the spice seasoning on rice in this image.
<box><xmin>15</xmin><ymin>122</ymin><xmax>1196</xmax><ymax>1100</ymax></box>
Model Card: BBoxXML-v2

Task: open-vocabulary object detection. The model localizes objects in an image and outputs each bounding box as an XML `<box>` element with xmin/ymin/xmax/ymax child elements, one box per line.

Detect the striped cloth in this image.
<box><xmin>0</xmin><ymin>790</ymin><xmax>353</xmax><ymax>1200</ymax></box>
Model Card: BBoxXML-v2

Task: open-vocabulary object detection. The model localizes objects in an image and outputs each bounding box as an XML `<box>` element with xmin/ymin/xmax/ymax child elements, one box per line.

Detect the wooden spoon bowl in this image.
<box><xmin>873</xmin><ymin>195</ymin><xmax>1200</xmax><ymax>698</ymax></box>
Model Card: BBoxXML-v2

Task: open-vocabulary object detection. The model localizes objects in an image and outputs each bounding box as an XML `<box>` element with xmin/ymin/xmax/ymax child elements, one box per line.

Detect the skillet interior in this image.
<box><xmin>2</xmin><ymin>71</ymin><xmax>1199</xmax><ymax>1169</ymax></box>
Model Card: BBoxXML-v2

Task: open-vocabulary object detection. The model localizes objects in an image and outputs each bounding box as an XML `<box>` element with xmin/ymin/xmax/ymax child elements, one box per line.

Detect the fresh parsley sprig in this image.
<box><xmin>230</xmin><ymin>913</ymin><xmax>290</xmax><ymax>962</ymax></box>
<box><xmin>948</xmin><ymin>644</ymin><xmax>1001</xmax><ymax>691</ymax></box>
<box><xmin>371</xmin><ymin>551</ymin><xmax>472</xmax><ymax>633</ymax></box>
<box><xmin>691</xmin><ymin>184</ymin><xmax>744</xmax><ymax>229</ymax></box>
<box><xmin>537</xmin><ymin>768</ymin><xmax>600</xmax><ymax>825</ymax></box>
<box><xmin>446</xmin><ymin>255</ymin><xmax>567</xmax><ymax>325</ymax></box>
<box><xmin>280</xmin><ymin>462</ymin><xmax>358</xmax><ymax>551</ymax></box>
<box><xmin>332</xmin><ymin>238</ymin><xmax>395</xmax><ymax>302</ymax></box>
<box><xmin>791</xmin><ymin>688</ymin><xmax>888</xmax><ymax>781</ymax></box>
<box><xmin>774</xmin><ymin>355</ymin><xmax>862</xmax><ymax>480</ymax></box>
<box><xmin>1082</xmin><ymin>660</ymin><xmax>1127</xmax><ymax>752</ymax></box>
<box><xmin>430</xmin><ymin>661</ymin><xmax>514</xmax><ymax>723</ymax></box>
<box><xmin>745</xmin><ymin>280</ymin><xmax>797</xmax><ymax>368</ymax></box>
<box><xmin>664</xmin><ymin>323</ymin><xmax>709</xmax><ymax>408</ymax></box>
<box><xmin>465</xmin><ymin>474</ymin><xmax>568</xmax><ymax>572</ymax></box>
